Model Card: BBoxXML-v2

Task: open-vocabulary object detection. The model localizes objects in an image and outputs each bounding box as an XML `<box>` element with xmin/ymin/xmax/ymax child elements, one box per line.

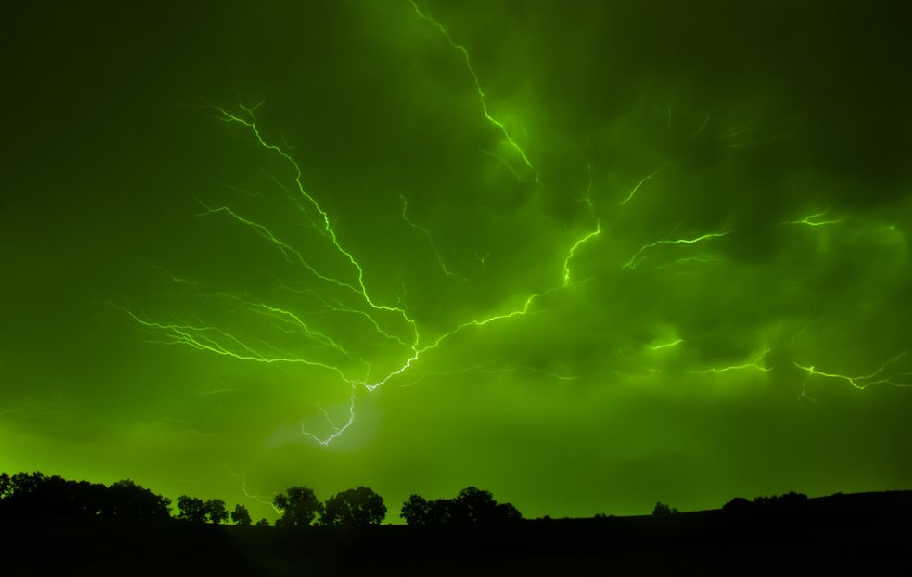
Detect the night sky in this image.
<box><xmin>2</xmin><ymin>1</ymin><xmax>911</xmax><ymax>522</ymax></box>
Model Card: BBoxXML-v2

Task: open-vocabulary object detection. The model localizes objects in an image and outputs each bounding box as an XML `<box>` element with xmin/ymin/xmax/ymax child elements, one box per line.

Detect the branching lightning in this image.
<box><xmin>119</xmin><ymin>307</ymin><xmax>360</xmax><ymax>385</ymax></box>
<box><xmin>276</xmin><ymin>284</ymin><xmax>415</xmax><ymax>351</ymax></box>
<box><xmin>785</xmin><ymin>211</ymin><xmax>843</xmax><ymax>227</ymax></box>
<box><xmin>408</xmin><ymin>0</ymin><xmax>537</xmax><ymax>182</ymax></box>
<box><xmin>692</xmin><ymin>348</ymin><xmax>773</xmax><ymax>375</ymax></box>
<box><xmin>303</xmin><ymin>384</ymin><xmax>358</xmax><ymax>446</ymax></box>
<box><xmin>244</xmin><ymin>300</ymin><xmax>371</xmax><ymax>374</ymax></box>
<box><xmin>362</xmin><ymin>292</ymin><xmax>543</xmax><ymax>393</ymax></box>
<box><xmin>121</xmin><ymin>4</ymin><xmax>903</xmax><ymax>452</ymax></box>
<box><xmin>623</xmin><ymin>232</ymin><xmax>729</xmax><ymax>270</ymax></box>
<box><xmin>213</xmin><ymin>105</ymin><xmax>421</xmax><ymax>350</ymax></box>
<box><xmin>794</xmin><ymin>351</ymin><xmax>911</xmax><ymax>391</ymax></box>
<box><xmin>125</xmin><ymin>96</ymin><xmax>602</xmax><ymax>444</ymax></box>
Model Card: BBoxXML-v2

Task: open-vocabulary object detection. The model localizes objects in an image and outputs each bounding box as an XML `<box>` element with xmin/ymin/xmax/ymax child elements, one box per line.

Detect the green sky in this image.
<box><xmin>2</xmin><ymin>0</ymin><xmax>911</xmax><ymax>522</ymax></box>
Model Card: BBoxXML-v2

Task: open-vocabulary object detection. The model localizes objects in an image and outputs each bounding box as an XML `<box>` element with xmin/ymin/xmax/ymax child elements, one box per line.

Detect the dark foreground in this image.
<box><xmin>4</xmin><ymin>491</ymin><xmax>911</xmax><ymax>576</ymax></box>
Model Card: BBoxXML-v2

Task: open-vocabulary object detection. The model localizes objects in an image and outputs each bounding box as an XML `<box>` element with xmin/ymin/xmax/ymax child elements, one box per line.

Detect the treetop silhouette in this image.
<box><xmin>274</xmin><ymin>486</ymin><xmax>323</xmax><ymax>528</ymax></box>
<box><xmin>320</xmin><ymin>486</ymin><xmax>386</xmax><ymax>527</ymax></box>
<box><xmin>232</xmin><ymin>503</ymin><xmax>252</xmax><ymax>526</ymax></box>
<box><xmin>400</xmin><ymin>486</ymin><xmax>523</xmax><ymax>528</ymax></box>
<box><xmin>0</xmin><ymin>472</ymin><xmax>171</xmax><ymax>521</ymax></box>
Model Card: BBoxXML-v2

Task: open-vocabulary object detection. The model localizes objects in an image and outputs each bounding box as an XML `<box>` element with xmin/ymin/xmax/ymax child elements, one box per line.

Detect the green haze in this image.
<box><xmin>2</xmin><ymin>0</ymin><xmax>910</xmax><ymax>522</ymax></box>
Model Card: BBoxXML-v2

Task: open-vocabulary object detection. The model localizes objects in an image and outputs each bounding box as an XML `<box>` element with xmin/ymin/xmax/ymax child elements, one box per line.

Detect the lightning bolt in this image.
<box><xmin>277</xmin><ymin>284</ymin><xmax>415</xmax><ymax>351</ymax></box>
<box><xmin>483</xmin><ymin>150</ymin><xmax>529</xmax><ymax>183</ymax></box>
<box><xmin>580</xmin><ymin>163</ymin><xmax>595</xmax><ymax>216</ymax></box>
<box><xmin>669</xmin><ymin>255</ymin><xmax>723</xmax><ymax>266</ymax></box>
<box><xmin>119</xmin><ymin>307</ymin><xmax>361</xmax><ymax>385</ymax></box>
<box><xmin>151</xmin><ymin>265</ymin><xmax>200</xmax><ymax>287</ymax></box>
<box><xmin>362</xmin><ymin>293</ymin><xmax>542</xmax><ymax>392</ymax></box>
<box><xmin>214</xmin><ymin>105</ymin><xmax>421</xmax><ymax>350</ymax></box>
<box><xmin>243</xmin><ymin>300</ymin><xmax>371</xmax><ymax>374</ymax></box>
<box><xmin>124</xmin><ymin>102</ymin><xmax>603</xmax><ymax>445</ymax></box>
<box><xmin>303</xmin><ymin>385</ymin><xmax>358</xmax><ymax>446</ymax></box>
<box><xmin>562</xmin><ymin>221</ymin><xmax>601</xmax><ymax>286</ymax></box>
<box><xmin>648</xmin><ymin>339</ymin><xmax>684</xmax><ymax>351</ymax></box>
<box><xmin>124</xmin><ymin>6</ymin><xmax>865</xmax><ymax>448</ymax></box>
<box><xmin>619</xmin><ymin>169</ymin><xmax>660</xmax><ymax>206</ymax></box>
<box><xmin>408</xmin><ymin>0</ymin><xmax>537</xmax><ymax>181</ymax></box>
<box><xmin>692</xmin><ymin>348</ymin><xmax>773</xmax><ymax>375</ymax></box>
<box><xmin>402</xmin><ymin>364</ymin><xmax>580</xmax><ymax>389</ymax></box>
<box><xmin>230</xmin><ymin>471</ymin><xmax>281</xmax><ymax>513</ymax></box>
<box><xmin>623</xmin><ymin>232</ymin><xmax>729</xmax><ymax>270</ymax></box>
<box><xmin>794</xmin><ymin>351</ymin><xmax>911</xmax><ymax>391</ymax></box>
<box><xmin>399</xmin><ymin>193</ymin><xmax>463</xmax><ymax>280</ymax></box>
<box><xmin>785</xmin><ymin>211</ymin><xmax>843</xmax><ymax>227</ymax></box>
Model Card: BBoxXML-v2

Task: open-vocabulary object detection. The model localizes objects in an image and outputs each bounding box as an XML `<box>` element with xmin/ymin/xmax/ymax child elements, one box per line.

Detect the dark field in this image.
<box><xmin>5</xmin><ymin>491</ymin><xmax>910</xmax><ymax>576</ymax></box>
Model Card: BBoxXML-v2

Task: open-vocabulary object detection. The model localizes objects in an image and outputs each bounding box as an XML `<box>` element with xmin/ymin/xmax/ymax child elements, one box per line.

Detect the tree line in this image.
<box><xmin>3</xmin><ymin>470</ymin><xmax>812</xmax><ymax>526</ymax></box>
<box><xmin>0</xmin><ymin>472</ymin><xmax>171</xmax><ymax>522</ymax></box>
<box><xmin>0</xmin><ymin>472</ymin><xmax>524</xmax><ymax>528</ymax></box>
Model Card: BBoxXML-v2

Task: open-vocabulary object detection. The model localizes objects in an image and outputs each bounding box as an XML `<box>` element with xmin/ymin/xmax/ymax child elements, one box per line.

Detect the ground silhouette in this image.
<box><xmin>2</xmin><ymin>471</ymin><xmax>911</xmax><ymax>576</ymax></box>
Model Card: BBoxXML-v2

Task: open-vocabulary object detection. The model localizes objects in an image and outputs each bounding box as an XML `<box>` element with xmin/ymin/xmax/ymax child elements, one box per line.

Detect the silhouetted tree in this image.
<box><xmin>0</xmin><ymin>472</ymin><xmax>169</xmax><ymax>521</ymax></box>
<box><xmin>456</xmin><ymin>487</ymin><xmax>498</xmax><ymax>525</ymax></box>
<box><xmin>205</xmin><ymin>499</ymin><xmax>228</xmax><ymax>524</ymax></box>
<box><xmin>652</xmin><ymin>501</ymin><xmax>677</xmax><ymax>516</ymax></box>
<box><xmin>106</xmin><ymin>479</ymin><xmax>171</xmax><ymax>521</ymax></box>
<box><xmin>494</xmin><ymin>501</ymin><xmax>523</xmax><ymax>523</ymax></box>
<box><xmin>723</xmin><ymin>497</ymin><xmax>753</xmax><ymax>514</ymax></box>
<box><xmin>8</xmin><ymin>472</ymin><xmax>47</xmax><ymax>499</ymax></box>
<box><xmin>0</xmin><ymin>472</ymin><xmax>10</xmax><ymax>499</ymax></box>
<box><xmin>177</xmin><ymin>495</ymin><xmax>207</xmax><ymax>523</ymax></box>
<box><xmin>400</xmin><ymin>487</ymin><xmax>522</xmax><ymax>528</ymax></box>
<box><xmin>752</xmin><ymin>492</ymin><xmax>809</xmax><ymax>513</ymax></box>
<box><xmin>231</xmin><ymin>504</ymin><xmax>252</xmax><ymax>526</ymax></box>
<box><xmin>5</xmin><ymin>473</ymin><xmax>66</xmax><ymax>518</ymax></box>
<box><xmin>255</xmin><ymin>518</ymin><xmax>270</xmax><ymax>527</ymax></box>
<box><xmin>400</xmin><ymin>494</ymin><xmax>432</xmax><ymax>527</ymax></box>
<box><xmin>273</xmin><ymin>487</ymin><xmax>322</xmax><ymax>527</ymax></box>
<box><xmin>319</xmin><ymin>486</ymin><xmax>386</xmax><ymax>527</ymax></box>
<box><xmin>455</xmin><ymin>486</ymin><xmax>522</xmax><ymax>525</ymax></box>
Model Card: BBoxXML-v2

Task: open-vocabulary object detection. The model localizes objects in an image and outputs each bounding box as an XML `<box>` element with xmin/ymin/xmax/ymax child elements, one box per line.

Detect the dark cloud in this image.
<box><xmin>1</xmin><ymin>0</ymin><xmax>910</xmax><ymax>519</ymax></box>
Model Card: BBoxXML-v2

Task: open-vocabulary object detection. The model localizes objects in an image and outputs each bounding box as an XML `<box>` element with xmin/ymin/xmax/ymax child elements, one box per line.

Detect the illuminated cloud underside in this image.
<box><xmin>3</xmin><ymin>0</ymin><xmax>911</xmax><ymax>520</ymax></box>
<box><xmin>120</xmin><ymin>2</ymin><xmax>912</xmax><ymax>450</ymax></box>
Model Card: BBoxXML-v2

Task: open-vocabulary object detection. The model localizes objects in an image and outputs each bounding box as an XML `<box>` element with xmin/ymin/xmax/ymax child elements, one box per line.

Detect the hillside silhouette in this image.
<box><xmin>2</xmin><ymin>471</ymin><xmax>911</xmax><ymax>575</ymax></box>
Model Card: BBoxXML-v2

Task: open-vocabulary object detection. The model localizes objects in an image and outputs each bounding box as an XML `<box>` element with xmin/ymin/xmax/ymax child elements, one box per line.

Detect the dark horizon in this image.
<box><xmin>4</xmin><ymin>470</ymin><xmax>912</xmax><ymax>575</ymax></box>
<box><xmin>4</xmin><ymin>469</ymin><xmax>910</xmax><ymax>526</ymax></box>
